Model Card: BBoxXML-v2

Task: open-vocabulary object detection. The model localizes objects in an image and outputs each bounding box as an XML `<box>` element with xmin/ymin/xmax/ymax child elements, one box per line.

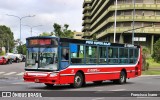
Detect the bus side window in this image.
<box><xmin>60</xmin><ymin>48</ymin><xmax>69</xmax><ymax>70</ymax></box>
<box><xmin>70</xmin><ymin>44</ymin><xmax>84</xmax><ymax>64</ymax></box>
<box><xmin>108</xmin><ymin>47</ymin><xmax>118</xmax><ymax>64</ymax></box>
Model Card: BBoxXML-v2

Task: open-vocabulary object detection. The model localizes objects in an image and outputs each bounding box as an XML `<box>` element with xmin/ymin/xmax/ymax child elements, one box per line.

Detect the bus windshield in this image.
<box><xmin>25</xmin><ymin>47</ymin><xmax>58</xmax><ymax>71</ymax></box>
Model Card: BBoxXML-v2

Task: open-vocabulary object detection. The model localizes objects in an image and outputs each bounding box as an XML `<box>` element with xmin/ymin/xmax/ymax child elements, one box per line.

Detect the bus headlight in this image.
<box><xmin>49</xmin><ymin>73</ymin><xmax>57</xmax><ymax>77</ymax></box>
<box><xmin>24</xmin><ymin>72</ymin><xmax>28</xmax><ymax>76</ymax></box>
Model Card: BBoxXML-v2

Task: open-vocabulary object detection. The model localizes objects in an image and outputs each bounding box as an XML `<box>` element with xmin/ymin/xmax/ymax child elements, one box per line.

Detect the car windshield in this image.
<box><xmin>25</xmin><ymin>47</ymin><xmax>58</xmax><ymax>71</ymax></box>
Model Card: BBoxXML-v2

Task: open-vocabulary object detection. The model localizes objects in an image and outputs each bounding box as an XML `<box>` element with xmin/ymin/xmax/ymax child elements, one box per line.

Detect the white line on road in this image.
<box><xmin>92</xmin><ymin>97</ymin><xmax>104</xmax><ymax>100</ymax></box>
<box><xmin>12</xmin><ymin>82</ymin><xmax>31</xmax><ymax>85</ymax></box>
<box><xmin>16</xmin><ymin>72</ymin><xmax>24</xmax><ymax>75</ymax></box>
<box><xmin>110</xmin><ymin>89</ymin><xmax>126</xmax><ymax>91</ymax></box>
<box><xmin>3</xmin><ymin>72</ymin><xmax>16</xmax><ymax>75</ymax></box>
<box><xmin>0</xmin><ymin>72</ymin><xmax>5</xmax><ymax>75</ymax></box>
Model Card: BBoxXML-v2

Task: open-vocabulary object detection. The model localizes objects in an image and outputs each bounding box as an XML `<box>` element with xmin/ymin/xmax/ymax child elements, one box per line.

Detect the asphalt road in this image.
<box><xmin>0</xmin><ymin>63</ymin><xmax>160</xmax><ymax>100</ymax></box>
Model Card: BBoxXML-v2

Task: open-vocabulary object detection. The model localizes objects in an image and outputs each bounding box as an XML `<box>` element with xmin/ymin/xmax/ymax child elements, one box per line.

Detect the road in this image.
<box><xmin>0</xmin><ymin>63</ymin><xmax>160</xmax><ymax>100</ymax></box>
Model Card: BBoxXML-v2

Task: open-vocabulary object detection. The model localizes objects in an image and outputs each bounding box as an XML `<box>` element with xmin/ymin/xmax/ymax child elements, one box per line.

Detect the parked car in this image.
<box><xmin>0</xmin><ymin>56</ymin><xmax>7</xmax><ymax>65</ymax></box>
<box><xmin>5</xmin><ymin>53</ymin><xmax>22</xmax><ymax>63</ymax></box>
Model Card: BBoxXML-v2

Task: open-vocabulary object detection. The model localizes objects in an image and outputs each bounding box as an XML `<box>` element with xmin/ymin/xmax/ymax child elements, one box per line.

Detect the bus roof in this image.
<box><xmin>26</xmin><ymin>36</ymin><xmax>140</xmax><ymax>48</ymax></box>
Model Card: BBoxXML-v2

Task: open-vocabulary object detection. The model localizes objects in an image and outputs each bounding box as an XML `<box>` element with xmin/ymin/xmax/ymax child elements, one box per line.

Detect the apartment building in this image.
<box><xmin>82</xmin><ymin>0</ymin><xmax>160</xmax><ymax>53</ymax></box>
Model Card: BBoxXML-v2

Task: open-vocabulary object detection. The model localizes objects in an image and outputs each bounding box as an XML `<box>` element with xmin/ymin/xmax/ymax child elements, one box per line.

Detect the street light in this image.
<box><xmin>23</xmin><ymin>25</ymin><xmax>42</xmax><ymax>36</ymax></box>
<box><xmin>132</xmin><ymin>0</ymin><xmax>136</xmax><ymax>45</ymax></box>
<box><xmin>113</xmin><ymin>0</ymin><xmax>117</xmax><ymax>43</ymax></box>
<box><xmin>6</xmin><ymin>14</ymin><xmax>35</xmax><ymax>53</ymax></box>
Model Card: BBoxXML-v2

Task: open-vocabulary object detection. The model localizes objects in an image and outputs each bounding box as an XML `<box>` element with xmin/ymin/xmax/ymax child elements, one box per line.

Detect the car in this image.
<box><xmin>0</xmin><ymin>56</ymin><xmax>7</xmax><ymax>65</ymax></box>
<box><xmin>6</xmin><ymin>53</ymin><xmax>22</xmax><ymax>63</ymax></box>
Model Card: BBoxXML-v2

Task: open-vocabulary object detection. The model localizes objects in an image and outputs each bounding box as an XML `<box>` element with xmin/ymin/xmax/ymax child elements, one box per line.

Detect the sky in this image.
<box><xmin>0</xmin><ymin>0</ymin><xmax>83</xmax><ymax>43</ymax></box>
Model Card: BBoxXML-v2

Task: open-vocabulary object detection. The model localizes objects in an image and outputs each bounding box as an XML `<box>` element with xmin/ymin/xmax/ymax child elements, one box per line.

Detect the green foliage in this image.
<box><xmin>152</xmin><ymin>39</ymin><xmax>160</xmax><ymax>62</ymax></box>
<box><xmin>0</xmin><ymin>51</ymin><xmax>5</xmax><ymax>56</ymax></box>
<box><xmin>53</xmin><ymin>23</ymin><xmax>74</xmax><ymax>38</ymax></box>
<box><xmin>142</xmin><ymin>47</ymin><xmax>150</xmax><ymax>71</ymax></box>
<box><xmin>17</xmin><ymin>44</ymin><xmax>26</xmax><ymax>55</ymax></box>
<box><xmin>39</xmin><ymin>32</ymin><xmax>53</xmax><ymax>36</ymax></box>
<box><xmin>0</xmin><ymin>25</ymin><xmax>15</xmax><ymax>52</ymax></box>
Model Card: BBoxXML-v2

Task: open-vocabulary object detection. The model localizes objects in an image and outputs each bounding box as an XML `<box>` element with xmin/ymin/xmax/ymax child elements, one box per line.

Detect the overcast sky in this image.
<box><xmin>0</xmin><ymin>0</ymin><xmax>83</xmax><ymax>42</ymax></box>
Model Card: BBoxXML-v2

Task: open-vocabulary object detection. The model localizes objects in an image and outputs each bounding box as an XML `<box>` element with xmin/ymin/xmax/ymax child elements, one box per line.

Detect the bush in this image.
<box><xmin>142</xmin><ymin>47</ymin><xmax>149</xmax><ymax>71</ymax></box>
<box><xmin>152</xmin><ymin>39</ymin><xmax>160</xmax><ymax>62</ymax></box>
<box><xmin>0</xmin><ymin>51</ymin><xmax>5</xmax><ymax>56</ymax></box>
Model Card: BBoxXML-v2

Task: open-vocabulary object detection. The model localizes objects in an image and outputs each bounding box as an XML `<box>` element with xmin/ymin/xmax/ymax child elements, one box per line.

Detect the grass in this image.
<box><xmin>146</xmin><ymin>58</ymin><xmax>160</xmax><ymax>68</ymax></box>
<box><xmin>142</xmin><ymin>70</ymin><xmax>160</xmax><ymax>75</ymax></box>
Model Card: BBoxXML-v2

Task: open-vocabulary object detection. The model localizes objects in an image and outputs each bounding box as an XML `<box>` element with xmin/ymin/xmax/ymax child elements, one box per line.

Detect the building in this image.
<box><xmin>74</xmin><ymin>32</ymin><xmax>83</xmax><ymax>39</ymax></box>
<box><xmin>82</xmin><ymin>0</ymin><xmax>160</xmax><ymax>54</ymax></box>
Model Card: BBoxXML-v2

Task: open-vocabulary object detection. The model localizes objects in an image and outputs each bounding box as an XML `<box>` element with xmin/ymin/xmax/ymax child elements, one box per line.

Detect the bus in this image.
<box><xmin>23</xmin><ymin>36</ymin><xmax>142</xmax><ymax>88</ymax></box>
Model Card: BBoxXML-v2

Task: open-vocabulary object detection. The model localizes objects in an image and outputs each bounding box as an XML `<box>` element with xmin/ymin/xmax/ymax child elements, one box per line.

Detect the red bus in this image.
<box><xmin>23</xmin><ymin>36</ymin><xmax>142</xmax><ymax>88</ymax></box>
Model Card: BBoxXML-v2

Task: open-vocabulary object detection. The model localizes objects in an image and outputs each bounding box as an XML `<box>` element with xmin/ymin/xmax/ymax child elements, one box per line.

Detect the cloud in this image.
<box><xmin>0</xmin><ymin>0</ymin><xmax>83</xmax><ymax>42</ymax></box>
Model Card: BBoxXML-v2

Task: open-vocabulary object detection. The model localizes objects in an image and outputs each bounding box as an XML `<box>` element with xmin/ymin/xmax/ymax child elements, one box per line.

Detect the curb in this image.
<box><xmin>140</xmin><ymin>75</ymin><xmax>160</xmax><ymax>77</ymax></box>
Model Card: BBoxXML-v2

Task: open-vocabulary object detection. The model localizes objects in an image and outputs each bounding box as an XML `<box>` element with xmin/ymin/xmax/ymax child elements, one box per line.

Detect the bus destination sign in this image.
<box><xmin>29</xmin><ymin>39</ymin><xmax>51</xmax><ymax>46</ymax></box>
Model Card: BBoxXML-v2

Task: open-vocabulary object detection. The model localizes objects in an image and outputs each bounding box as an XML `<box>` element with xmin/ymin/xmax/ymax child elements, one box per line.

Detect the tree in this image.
<box><xmin>152</xmin><ymin>39</ymin><xmax>160</xmax><ymax>62</ymax></box>
<box><xmin>0</xmin><ymin>25</ymin><xmax>15</xmax><ymax>52</ymax></box>
<box><xmin>53</xmin><ymin>23</ymin><xmax>74</xmax><ymax>38</ymax></box>
<box><xmin>39</xmin><ymin>32</ymin><xmax>53</xmax><ymax>36</ymax></box>
<box><xmin>17</xmin><ymin>44</ymin><xmax>27</xmax><ymax>55</ymax></box>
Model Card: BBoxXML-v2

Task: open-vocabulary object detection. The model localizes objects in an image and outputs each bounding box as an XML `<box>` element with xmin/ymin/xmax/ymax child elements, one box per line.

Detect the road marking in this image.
<box><xmin>68</xmin><ymin>89</ymin><xmax>81</xmax><ymax>91</ymax></box>
<box><xmin>3</xmin><ymin>72</ymin><xmax>16</xmax><ymax>75</ymax></box>
<box><xmin>92</xmin><ymin>97</ymin><xmax>104</xmax><ymax>100</ymax></box>
<box><xmin>0</xmin><ymin>72</ymin><xmax>5</xmax><ymax>75</ymax></box>
<box><xmin>16</xmin><ymin>72</ymin><xmax>24</xmax><ymax>75</ymax></box>
<box><xmin>110</xmin><ymin>89</ymin><xmax>126</xmax><ymax>91</ymax></box>
<box><xmin>12</xmin><ymin>82</ymin><xmax>31</xmax><ymax>85</ymax></box>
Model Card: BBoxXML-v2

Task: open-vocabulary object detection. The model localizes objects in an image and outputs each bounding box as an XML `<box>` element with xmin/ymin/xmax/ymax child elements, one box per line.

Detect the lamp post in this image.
<box><xmin>6</xmin><ymin>14</ymin><xmax>35</xmax><ymax>53</ymax></box>
<box><xmin>113</xmin><ymin>0</ymin><xmax>117</xmax><ymax>43</ymax></box>
<box><xmin>132</xmin><ymin>0</ymin><xmax>136</xmax><ymax>45</ymax></box>
<box><xmin>24</xmin><ymin>25</ymin><xmax>42</xmax><ymax>36</ymax></box>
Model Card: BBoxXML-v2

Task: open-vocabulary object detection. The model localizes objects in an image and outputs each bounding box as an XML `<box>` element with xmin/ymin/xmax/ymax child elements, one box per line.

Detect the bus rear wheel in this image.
<box><xmin>71</xmin><ymin>72</ymin><xmax>84</xmax><ymax>88</ymax></box>
<box><xmin>113</xmin><ymin>71</ymin><xmax>126</xmax><ymax>84</ymax></box>
<box><xmin>44</xmin><ymin>83</ymin><xmax>54</xmax><ymax>87</ymax></box>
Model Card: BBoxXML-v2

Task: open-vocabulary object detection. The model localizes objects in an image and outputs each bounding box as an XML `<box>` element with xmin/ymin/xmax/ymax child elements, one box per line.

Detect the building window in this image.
<box><xmin>135</xmin><ymin>10</ymin><xmax>143</xmax><ymax>16</ymax></box>
<box><xmin>76</xmin><ymin>34</ymin><xmax>82</xmax><ymax>36</ymax></box>
<box><xmin>143</xmin><ymin>0</ymin><xmax>155</xmax><ymax>4</ymax></box>
<box><xmin>135</xmin><ymin>0</ymin><xmax>143</xmax><ymax>3</ymax></box>
<box><xmin>124</xmin><ymin>11</ymin><xmax>131</xmax><ymax>15</ymax></box>
<box><xmin>123</xmin><ymin>22</ymin><xmax>131</xmax><ymax>27</ymax></box>
<box><xmin>125</xmin><ymin>0</ymin><xmax>132</xmax><ymax>4</ymax></box>
<box><xmin>144</xmin><ymin>11</ymin><xmax>154</xmax><ymax>16</ymax></box>
<box><xmin>156</xmin><ymin>11</ymin><xmax>160</xmax><ymax>16</ymax></box>
<box><xmin>157</xmin><ymin>0</ymin><xmax>160</xmax><ymax>3</ymax></box>
<box><xmin>155</xmin><ymin>23</ymin><xmax>160</xmax><ymax>27</ymax></box>
<box><xmin>134</xmin><ymin>37</ymin><xmax>146</xmax><ymax>41</ymax></box>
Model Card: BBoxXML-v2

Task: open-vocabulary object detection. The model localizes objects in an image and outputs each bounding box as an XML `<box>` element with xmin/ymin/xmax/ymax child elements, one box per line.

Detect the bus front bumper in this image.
<box><xmin>23</xmin><ymin>72</ymin><xmax>59</xmax><ymax>84</ymax></box>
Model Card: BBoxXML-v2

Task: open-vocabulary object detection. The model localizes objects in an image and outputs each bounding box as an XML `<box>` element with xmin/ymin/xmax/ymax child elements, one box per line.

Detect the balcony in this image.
<box><xmin>82</xmin><ymin>25</ymin><xmax>90</xmax><ymax>32</ymax></box>
<box><xmin>82</xmin><ymin>32</ymin><xmax>91</xmax><ymax>38</ymax></box>
<box><xmin>82</xmin><ymin>19</ymin><xmax>91</xmax><ymax>26</ymax></box>
<box><xmin>82</xmin><ymin>12</ymin><xmax>91</xmax><ymax>20</ymax></box>
<box><xmin>83</xmin><ymin>0</ymin><xmax>92</xmax><ymax>8</ymax></box>
<box><xmin>96</xmin><ymin>27</ymin><xmax>160</xmax><ymax>39</ymax></box>
<box><xmin>83</xmin><ymin>6</ymin><xmax>92</xmax><ymax>14</ymax></box>
<box><xmin>90</xmin><ymin>4</ymin><xmax>160</xmax><ymax>30</ymax></box>
<box><xmin>91</xmin><ymin>15</ymin><xmax>160</xmax><ymax>35</ymax></box>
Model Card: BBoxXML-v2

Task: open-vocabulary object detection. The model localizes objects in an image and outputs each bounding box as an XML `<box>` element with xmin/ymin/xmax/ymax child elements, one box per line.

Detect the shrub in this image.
<box><xmin>152</xmin><ymin>39</ymin><xmax>160</xmax><ymax>62</ymax></box>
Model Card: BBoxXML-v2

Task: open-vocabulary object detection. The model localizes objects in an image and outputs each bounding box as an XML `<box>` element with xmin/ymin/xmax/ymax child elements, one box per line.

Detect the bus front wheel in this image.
<box><xmin>71</xmin><ymin>72</ymin><xmax>84</xmax><ymax>88</ymax></box>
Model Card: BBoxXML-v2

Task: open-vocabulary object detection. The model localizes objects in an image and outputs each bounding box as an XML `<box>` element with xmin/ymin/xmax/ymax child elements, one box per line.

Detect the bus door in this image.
<box><xmin>59</xmin><ymin>47</ymin><xmax>70</xmax><ymax>70</ymax></box>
